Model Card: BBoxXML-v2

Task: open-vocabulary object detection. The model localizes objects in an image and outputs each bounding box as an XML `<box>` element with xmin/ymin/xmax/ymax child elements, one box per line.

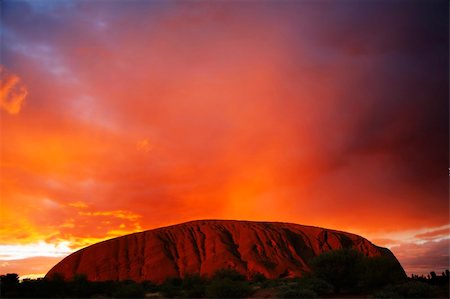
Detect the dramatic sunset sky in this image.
<box><xmin>0</xmin><ymin>0</ymin><xmax>448</xmax><ymax>278</ymax></box>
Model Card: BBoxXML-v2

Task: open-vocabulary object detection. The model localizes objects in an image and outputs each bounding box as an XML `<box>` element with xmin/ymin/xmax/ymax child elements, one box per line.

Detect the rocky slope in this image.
<box><xmin>46</xmin><ymin>220</ymin><xmax>404</xmax><ymax>282</ymax></box>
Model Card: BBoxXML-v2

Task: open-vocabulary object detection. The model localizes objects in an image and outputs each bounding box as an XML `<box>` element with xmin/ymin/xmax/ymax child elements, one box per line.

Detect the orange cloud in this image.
<box><xmin>78</xmin><ymin>210</ymin><xmax>142</xmax><ymax>221</ymax></box>
<box><xmin>0</xmin><ymin>66</ymin><xmax>27</xmax><ymax>115</ymax></box>
<box><xmin>68</xmin><ymin>201</ymin><xmax>89</xmax><ymax>209</ymax></box>
<box><xmin>136</xmin><ymin>139</ymin><xmax>153</xmax><ymax>152</ymax></box>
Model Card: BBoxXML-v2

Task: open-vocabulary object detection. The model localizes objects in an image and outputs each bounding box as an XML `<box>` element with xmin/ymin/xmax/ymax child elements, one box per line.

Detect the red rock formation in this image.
<box><xmin>46</xmin><ymin>220</ymin><xmax>404</xmax><ymax>283</ymax></box>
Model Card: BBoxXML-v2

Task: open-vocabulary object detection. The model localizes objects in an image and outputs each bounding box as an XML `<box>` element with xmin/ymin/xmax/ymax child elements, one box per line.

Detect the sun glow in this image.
<box><xmin>0</xmin><ymin>242</ymin><xmax>72</xmax><ymax>260</ymax></box>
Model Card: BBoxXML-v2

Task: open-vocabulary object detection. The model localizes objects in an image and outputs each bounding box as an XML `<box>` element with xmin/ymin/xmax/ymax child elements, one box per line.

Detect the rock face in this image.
<box><xmin>46</xmin><ymin>220</ymin><xmax>405</xmax><ymax>283</ymax></box>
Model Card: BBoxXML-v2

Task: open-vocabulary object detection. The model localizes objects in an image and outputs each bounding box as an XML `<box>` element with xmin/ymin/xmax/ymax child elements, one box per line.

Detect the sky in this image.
<box><xmin>0</xmin><ymin>0</ymin><xmax>448</xmax><ymax>278</ymax></box>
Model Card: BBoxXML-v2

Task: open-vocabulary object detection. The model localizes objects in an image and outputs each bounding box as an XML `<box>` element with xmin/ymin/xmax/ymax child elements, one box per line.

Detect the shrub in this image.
<box><xmin>0</xmin><ymin>273</ymin><xmax>20</xmax><ymax>297</ymax></box>
<box><xmin>371</xmin><ymin>287</ymin><xmax>402</xmax><ymax>298</ymax></box>
<box><xmin>205</xmin><ymin>278</ymin><xmax>252</xmax><ymax>298</ymax></box>
<box><xmin>181</xmin><ymin>273</ymin><xmax>207</xmax><ymax>298</ymax></box>
<box><xmin>44</xmin><ymin>274</ymin><xmax>69</xmax><ymax>297</ymax></box>
<box><xmin>310</xmin><ymin>249</ymin><xmax>364</xmax><ymax>293</ymax></box>
<box><xmin>395</xmin><ymin>281</ymin><xmax>438</xmax><ymax>298</ymax></box>
<box><xmin>261</xmin><ymin>278</ymin><xmax>279</xmax><ymax>288</ymax></box>
<box><xmin>373</xmin><ymin>281</ymin><xmax>438</xmax><ymax>298</ymax></box>
<box><xmin>279</xmin><ymin>286</ymin><xmax>318</xmax><ymax>298</ymax></box>
<box><xmin>251</xmin><ymin>272</ymin><xmax>267</xmax><ymax>283</ymax></box>
<box><xmin>70</xmin><ymin>274</ymin><xmax>91</xmax><ymax>298</ymax></box>
<box><xmin>297</xmin><ymin>277</ymin><xmax>333</xmax><ymax>295</ymax></box>
<box><xmin>141</xmin><ymin>280</ymin><xmax>159</xmax><ymax>293</ymax></box>
<box><xmin>360</xmin><ymin>256</ymin><xmax>406</xmax><ymax>290</ymax></box>
<box><xmin>160</xmin><ymin>277</ymin><xmax>183</xmax><ymax>298</ymax></box>
<box><xmin>112</xmin><ymin>283</ymin><xmax>145</xmax><ymax>298</ymax></box>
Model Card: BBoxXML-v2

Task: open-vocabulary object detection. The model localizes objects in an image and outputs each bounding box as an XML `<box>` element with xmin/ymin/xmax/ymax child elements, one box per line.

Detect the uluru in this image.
<box><xmin>46</xmin><ymin>220</ymin><xmax>405</xmax><ymax>283</ymax></box>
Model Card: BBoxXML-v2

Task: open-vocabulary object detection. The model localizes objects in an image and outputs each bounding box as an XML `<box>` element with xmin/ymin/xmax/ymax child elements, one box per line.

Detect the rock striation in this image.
<box><xmin>46</xmin><ymin>220</ymin><xmax>405</xmax><ymax>282</ymax></box>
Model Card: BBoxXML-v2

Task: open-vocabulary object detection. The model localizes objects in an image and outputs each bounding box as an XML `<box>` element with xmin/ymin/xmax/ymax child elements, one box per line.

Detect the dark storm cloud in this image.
<box><xmin>287</xmin><ymin>0</ymin><xmax>449</xmax><ymax>198</ymax></box>
<box><xmin>340</xmin><ymin>2</ymin><xmax>448</xmax><ymax>192</ymax></box>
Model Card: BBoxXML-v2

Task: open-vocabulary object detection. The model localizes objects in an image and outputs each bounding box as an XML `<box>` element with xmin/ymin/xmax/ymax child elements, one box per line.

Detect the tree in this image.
<box><xmin>310</xmin><ymin>249</ymin><xmax>364</xmax><ymax>293</ymax></box>
<box><xmin>360</xmin><ymin>255</ymin><xmax>406</xmax><ymax>290</ymax></box>
<box><xmin>0</xmin><ymin>273</ymin><xmax>20</xmax><ymax>297</ymax></box>
<box><xmin>1</xmin><ymin>273</ymin><xmax>19</xmax><ymax>284</ymax></box>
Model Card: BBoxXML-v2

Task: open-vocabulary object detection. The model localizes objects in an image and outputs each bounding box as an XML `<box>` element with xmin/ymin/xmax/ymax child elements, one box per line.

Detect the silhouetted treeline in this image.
<box><xmin>410</xmin><ymin>269</ymin><xmax>450</xmax><ymax>285</ymax></box>
<box><xmin>1</xmin><ymin>249</ymin><xmax>448</xmax><ymax>298</ymax></box>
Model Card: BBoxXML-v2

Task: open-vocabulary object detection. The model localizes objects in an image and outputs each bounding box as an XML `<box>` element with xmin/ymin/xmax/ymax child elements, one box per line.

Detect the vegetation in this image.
<box><xmin>373</xmin><ymin>281</ymin><xmax>438</xmax><ymax>298</ymax></box>
<box><xmin>310</xmin><ymin>248</ymin><xmax>406</xmax><ymax>293</ymax></box>
<box><xmin>1</xmin><ymin>250</ymin><xmax>448</xmax><ymax>298</ymax></box>
<box><xmin>310</xmin><ymin>248</ymin><xmax>365</xmax><ymax>293</ymax></box>
<box><xmin>205</xmin><ymin>278</ymin><xmax>251</xmax><ymax>298</ymax></box>
<box><xmin>279</xmin><ymin>286</ymin><xmax>318</xmax><ymax>298</ymax></box>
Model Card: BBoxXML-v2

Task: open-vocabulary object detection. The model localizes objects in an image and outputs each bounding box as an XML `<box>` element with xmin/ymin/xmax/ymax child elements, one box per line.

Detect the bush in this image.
<box><xmin>297</xmin><ymin>277</ymin><xmax>333</xmax><ymax>295</ymax></box>
<box><xmin>44</xmin><ymin>275</ymin><xmax>69</xmax><ymax>297</ymax></box>
<box><xmin>112</xmin><ymin>283</ymin><xmax>145</xmax><ymax>298</ymax></box>
<box><xmin>279</xmin><ymin>287</ymin><xmax>318</xmax><ymax>298</ymax></box>
<box><xmin>261</xmin><ymin>278</ymin><xmax>279</xmax><ymax>288</ymax></box>
<box><xmin>181</xmin><ymin>274</ymin><xmax>207</xmax><ymax>298</ymax></box>
<box><xmin>205</xmin><ymin>278</ymin><xmax>252</xmax><ymax>298</ymax></box>
<box><xmin>141</xmin><ymin>280</ymin><xmax>158</xmax><ymax>293</ymax></box>
<box><xmin>0</xmin><ymin>274</ymin><xmax>20</xmax><ymax>298</ymax></box>
<box><xmin>310</xmin><ymin>249</ymin><xmax>364</xmax><ymax>293</ymax></box>
<box><xmin>371</xmin><ymin>288</ymin><xmax>402</xmax><ymax>298</ymax></box>
<box><xmin>360</xmin><ymin>256</ymin><xmax>406</xmax><ymax>290</ymax></box>
<box><xmin>184</xmin><ymin>284</ymin><xmax>206</xmax><ymax>298</ymax></box>
<box><xmin>160</xmin><ymin>277</ymin><xmax>183</xmax><ymax>298</ymax></box>
<box><xmin>373</xmin><ymin>281</ymin><xmax>438</xmax><ymax>298</ymax></box>
<box><xmin>251</xmin><ymin>272</ymin><xmax>267</xmax><ymax>283</ymax></box>
<box><xmin>396</xmin><ymin>281</ymin><xmax>438</xmax><ymax>298</ymax></box>
<box><xmin>310</xmin><ymin>248</ymin><xmax>407</xmax><ymax>293</ymax></box>
<box><xmin>70</xmin><ymin>274</ymin><xmax>91</xmax><ymax>297</ymax></box>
